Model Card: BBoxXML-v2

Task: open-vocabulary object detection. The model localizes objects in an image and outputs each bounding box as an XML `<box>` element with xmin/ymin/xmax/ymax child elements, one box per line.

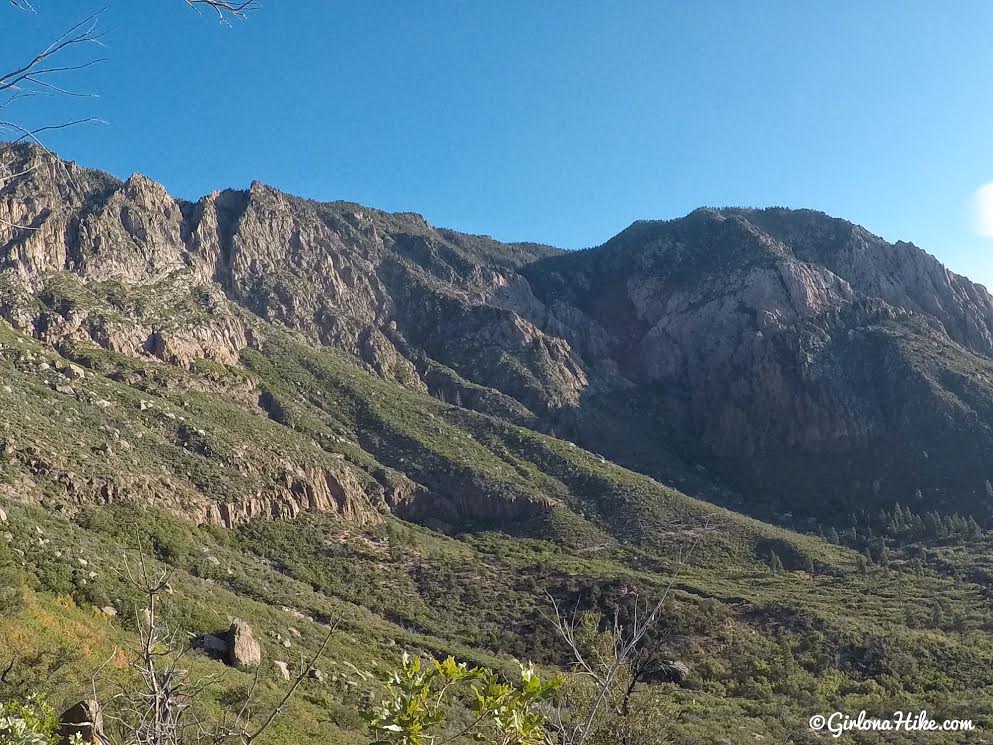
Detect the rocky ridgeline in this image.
<box><xmin>4</xmin><ymin>142</ymin><xmax>993</xmax><ymax>522</ymax></box>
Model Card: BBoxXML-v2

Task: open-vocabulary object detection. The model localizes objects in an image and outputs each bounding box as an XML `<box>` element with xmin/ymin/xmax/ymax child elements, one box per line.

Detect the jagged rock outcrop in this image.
<box><xmin>144</xmin><ymin>315</ymin><xmax>251</xmax><ymax>368</ymax></box>
<box><xmin>204</xmin><ymin>465</ymin><xmax>383</xmax><ymax>527</ymax></box>
<box><xmin>6</xmin><ymin>142</ymin><xmax>993</xmax><ymax>524</ymax></box>
<box><xmin>524</xmin><ymin>209</ymin><xmax>993</xmax><ymax>517</ymax></box>
<box><xmin>0</xmin><ymin>429</ymin><xmax>384</xmax><ymax>529</ymax></box>
<box><xmin>730</xmin><ymin>207</ymin><xmax>993</xmax><ymax>357</ymax></box>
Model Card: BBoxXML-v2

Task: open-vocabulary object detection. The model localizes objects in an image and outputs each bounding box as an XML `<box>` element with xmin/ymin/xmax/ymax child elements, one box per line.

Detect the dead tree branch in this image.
<box><xmin>184</xmin><ymin>1</ymin><xmax>260</xmax><ymax>22</ymax></box>
<box><xmin>0</xmin><ymin>7</ymin><xmax>108</xmax><ymax>102</ymax></box>
<box><xmin>99</xmin><ymin>543</ymin><xmax>340</xmax><ymax>745</ymax></box>
<box><xmin>545</xmin><ymin>520</ymin><xmax>716</xmax><ymax>745</ymax></box>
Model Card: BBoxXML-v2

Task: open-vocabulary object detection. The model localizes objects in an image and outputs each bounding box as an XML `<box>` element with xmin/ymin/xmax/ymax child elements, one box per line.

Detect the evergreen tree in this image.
<box><xmin>878</xmin><ymin>508</ymin><xmax>892</xmax><ymax>535</ymax></box>
<box><xmin>769</xmin><ymin>552</ymin><xmax>784</xmax><ymax>573</ymax></box>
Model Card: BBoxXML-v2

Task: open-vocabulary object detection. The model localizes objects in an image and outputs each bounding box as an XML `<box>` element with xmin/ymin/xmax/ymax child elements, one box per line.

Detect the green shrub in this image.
<box><xmin>365</xmin><ymin>653</ymin><xmax>560</xmax><ymax>745</ymax></box>
<box><xmin>0</xmin><ymin>696</ymin><xmax>70</xmax><ymax>745</ymax></box>
<box><xmin>0</xmin><ymin>540</ymin><xmax>26</xmax><ymax>616</ymax></box>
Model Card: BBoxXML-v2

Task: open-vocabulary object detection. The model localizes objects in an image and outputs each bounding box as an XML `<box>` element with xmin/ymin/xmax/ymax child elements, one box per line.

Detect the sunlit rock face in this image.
<box><xmin>5</xmin><ymin>142</ymin><xmax>993</xmax><ymax>522</ymax></box>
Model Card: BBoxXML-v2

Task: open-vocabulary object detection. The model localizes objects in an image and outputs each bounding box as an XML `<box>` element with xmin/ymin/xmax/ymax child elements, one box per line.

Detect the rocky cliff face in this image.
<box><xmin>4</xmin><ymin>142</ymin><xmax>993</xmax><ymax>526</ymax></box>
<box><xmin>524</xmin><ymin>209</ymin><xmax>993</xmax><ymax>517</ymax></box>
<box><xmin>0</xmin><ymin>143</ymin><xmax>587</xmax><ymax>410</ymax></box>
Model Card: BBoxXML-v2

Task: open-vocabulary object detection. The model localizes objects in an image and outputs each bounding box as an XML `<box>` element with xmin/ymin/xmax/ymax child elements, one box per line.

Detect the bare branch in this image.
<box><xmin>185</xmin><ymin>0</ymin><xmax>260</xmax><ymax>23</ymax></box>
<box><xmin>0</xmin><ymin>8</ymin><xmax>108</xmax><ymax>100</ymax></box>
<box><xmin>546</xmin><ymin>519</ymin><xmax>717</xmax><ymax>745</ymax></box>
<box><xmin>243</xmin><ymin>620</ymin><xmax>339</xmax><ymax>745</ymax></box>
<box><xmin>0</xmin><ymin>7</ymin><xmax>108</xmax><ymax>211</ymax></box>
<box><xmin>96</xmin><ymin>542</ymin><xmax>341</xmax><ymax>745</ymax></box>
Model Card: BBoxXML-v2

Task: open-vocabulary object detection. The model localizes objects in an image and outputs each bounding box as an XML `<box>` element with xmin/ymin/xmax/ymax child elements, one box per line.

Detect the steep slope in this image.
<box><xmin>0</xmin><ymin>142</ymin><xmax>581</xmax><ymax>416</ymax></box>
<box><xmin>524</xmin><ymin>208</ymin><xmax>993</xmax><ymax>521</ymax></box>
<box><xmin>0</xmin><ymin>143</ymin><xmax>677</xmax><ymax>537</ymax></box>
<box><xmin>5</xmin><ymin>141</ymin><xmax>993</xmax><ymax>529</ymax></box>
<box><xmin>5</xmin><ymin>145</ymin><xmax>993</xmax><ymax>743</ymax></box>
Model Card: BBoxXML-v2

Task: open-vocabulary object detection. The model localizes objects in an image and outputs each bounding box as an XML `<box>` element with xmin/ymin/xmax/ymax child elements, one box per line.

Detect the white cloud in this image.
<box><xmin>972</xmin><ymin>182</ymin><xmax>993</xmax><ymax>237</ymax></box>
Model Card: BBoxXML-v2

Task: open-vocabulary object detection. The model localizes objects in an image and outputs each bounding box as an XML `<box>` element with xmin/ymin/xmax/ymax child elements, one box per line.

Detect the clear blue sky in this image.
<box><xmin>7</xmin><ymin>1</ymin><xmax>993</xmax><ymax>285</ymax></box>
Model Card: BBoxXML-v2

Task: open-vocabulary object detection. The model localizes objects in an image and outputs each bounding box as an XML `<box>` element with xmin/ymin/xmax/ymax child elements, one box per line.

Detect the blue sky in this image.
<box><xmin>7</xmin><ymin>1</ymin><xmax>993</xmax><ymax>285</ymax></box>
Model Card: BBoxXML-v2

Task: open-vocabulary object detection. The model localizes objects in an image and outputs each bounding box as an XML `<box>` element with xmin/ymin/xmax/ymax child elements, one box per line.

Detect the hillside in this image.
<box><xmin>6</xmin><ymin>143</ymin><xmax>993</xmax><ymax>526</ymax></box>
<box><xmin>2</xmin><ymin>143</ymin><xmax>993</xmax><ymax>743</ymax></box>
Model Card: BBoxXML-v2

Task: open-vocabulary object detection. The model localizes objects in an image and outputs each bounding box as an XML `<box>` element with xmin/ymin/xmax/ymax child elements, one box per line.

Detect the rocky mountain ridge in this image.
<box><xmin>3</xmin><ymin>142</ymin><xmax>993</xmax><ymax>527</ymax></box>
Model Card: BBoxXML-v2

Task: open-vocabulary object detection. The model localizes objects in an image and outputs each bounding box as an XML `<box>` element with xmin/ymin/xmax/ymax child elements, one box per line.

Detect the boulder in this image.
<box><xmin>228</xmin><ymin>619</ymin><xmax>262</xmax><ymax>669</ymax></box>
<box><xmin>274</xmin><ymin>660</ymin><xmax>291</xmax><ymax>681</ymax></box>
<box><xmin>61</xmin><ymin>363</ymin><xmax>86</xmax><ymax>380</ymax></box>
<box><xmin>658</xmin><ymin>659</ymin><xmax>690</xmax><ymax>685</ymax></box>
<box><xmin>58</xmin><ymin>700</ymin><xmax>103</xmax><ymax>745</ymax></box>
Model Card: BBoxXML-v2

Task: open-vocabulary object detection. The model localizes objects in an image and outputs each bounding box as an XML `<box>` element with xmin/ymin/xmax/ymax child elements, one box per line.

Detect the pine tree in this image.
<box><xmin>878</xmin><ymin>508</ymin><xmax>892</xmax><ymax>534</ymax></box>
<box><xmin>894</xmin><ymin>503</ymin><xmax>906</xmax><ymax>531</ymax></box>
<box><xmin>769</xmin><ymin>552</ymin><xmax>784</xmax><ymax>573</ymax></box>
<box><xmin>936</xmin><ymin>513</ymin><xmax>949</xmax><ymax>537</ymax></box>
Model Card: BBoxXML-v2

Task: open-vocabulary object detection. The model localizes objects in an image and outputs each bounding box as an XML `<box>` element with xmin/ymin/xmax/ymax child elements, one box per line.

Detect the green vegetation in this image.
<box><xmin>365</xmin><ymin>655</ymin><xmax>559</xmax><ymax>745</ymax></box>
<box><xmin>0</xmin><ymin>697</ymin><xmax>67</xmax><ymax>745</ymax></box>
<box><xmin>3</xmin><ymin>494</ymin><xmax>993</xmax><ymax>743</ymax></box>
<box><xmin>1</xmin><ymin>281</ymin><xmax>993</xmax><ymax>743</ymax></box>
